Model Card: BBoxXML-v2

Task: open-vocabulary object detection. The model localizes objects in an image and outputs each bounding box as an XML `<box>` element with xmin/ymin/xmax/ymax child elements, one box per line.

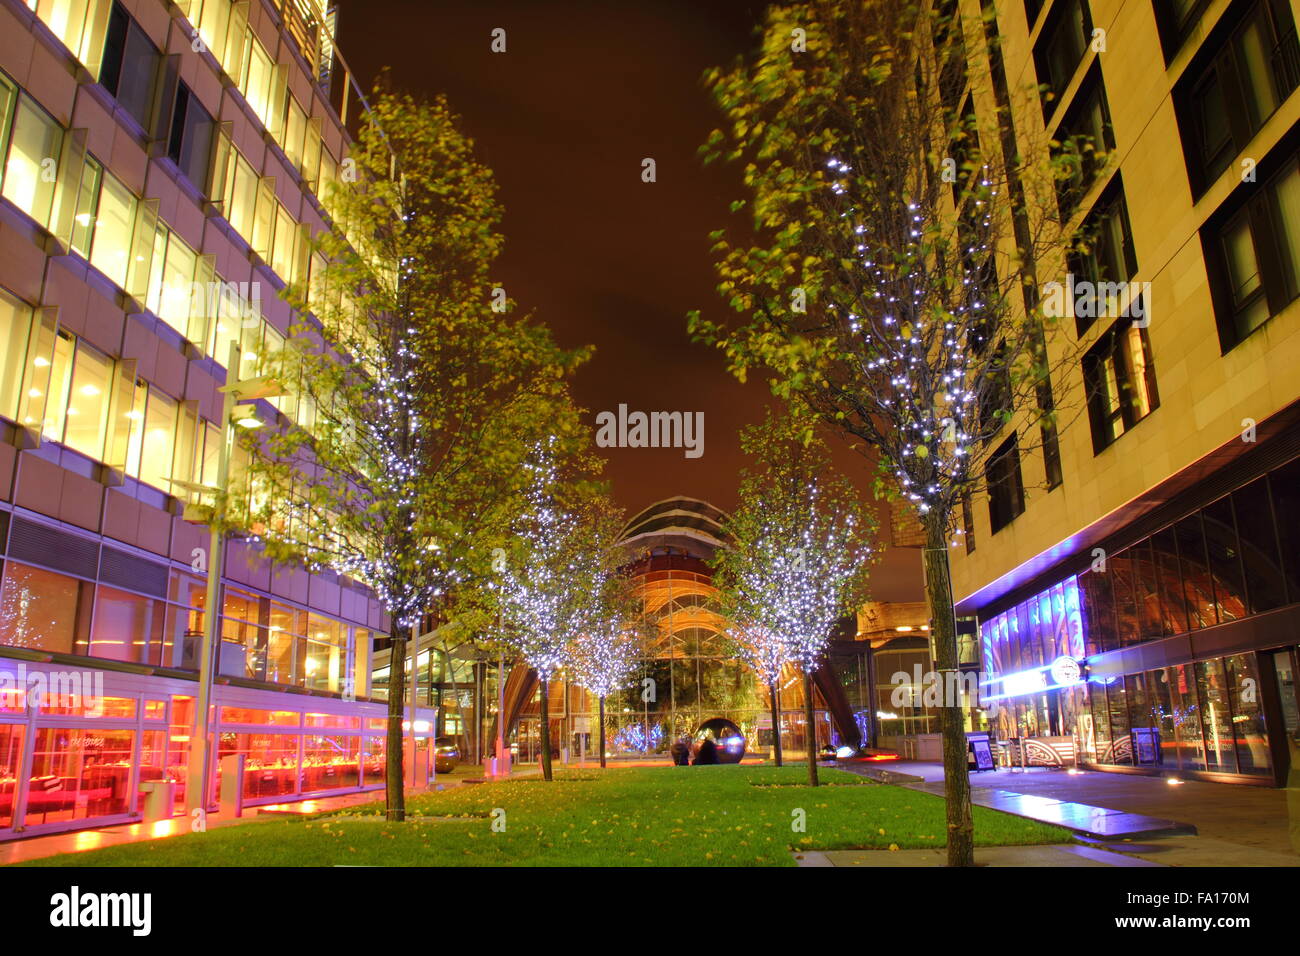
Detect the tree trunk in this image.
<box><xmin>769</xmin><ymin>679</ymin><xmax>784</xmax><ymax>767</ymax></box>
<box><xmin>539</xmin><ymin>675</ymin><xmax>553</xmax><ymax>781</ymax></box>
<box><xmin>924</xmin><ymin>519</ymin><xmax>975</xmax><ymax>866</ymax></box>
<box><xmin>385</xmin><ymin>627</ymin><xmax>407</xmax><ymax>822</ymax></box>
<box><xmin>599</xmin><ymin>696</ymin><xmax>607</xmax><ymax>769</ymax></box>
<box><xmin>803</xmin><ymin>666</ymin><xmax>818</xmax><ymax>787</ymax></box>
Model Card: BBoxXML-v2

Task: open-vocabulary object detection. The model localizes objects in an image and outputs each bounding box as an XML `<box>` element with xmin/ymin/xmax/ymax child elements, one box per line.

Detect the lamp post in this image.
<box><xmin>177</xmin><ymin>340</ymin><xmax>284</xmax><ymax>819</ymax></box>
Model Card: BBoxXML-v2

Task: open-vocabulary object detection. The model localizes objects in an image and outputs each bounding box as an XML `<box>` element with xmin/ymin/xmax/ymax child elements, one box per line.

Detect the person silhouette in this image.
<box><xmin>693</xmin><ymin>738</ymin><xmax>719</xmax><ymax>765</ymax></box>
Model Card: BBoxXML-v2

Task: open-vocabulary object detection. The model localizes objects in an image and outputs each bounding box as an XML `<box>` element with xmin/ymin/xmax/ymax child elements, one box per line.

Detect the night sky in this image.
<box><xmin>342</xmin><ymin>0</ymin><xmax>922</xmax><ymax>602</ymax></box>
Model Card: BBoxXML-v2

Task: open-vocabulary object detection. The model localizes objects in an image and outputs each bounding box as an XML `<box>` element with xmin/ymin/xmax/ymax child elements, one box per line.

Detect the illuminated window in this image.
<box><xmin>137</xmin><ymin>387</ymin><xmax>178</xmax><ymax>490</ymax></box>
<box><xmin>0</xmin><ymin>562</ymin><xmax>89</xmax><ymax>654</ymax></box>
<box><xmin>41</xmin><ymin>331</ymin><xmax>74</xmax><ymax>445</ymax></box>
<box><xmin>0</xmin><ymin>286</ymin><xmax>34</xmax><ymax>421</ymax></box>
<box><xmin>283</xmin><ymin>96</ymin><xmax>306</xmax><ymax>168</ymax></box>
<box><xmin>90</xmin><ymin>584</ymin><xmax>164</xmax><ymax>663</ymax></box>
<box><xmin>60</xmin><ymin>336</ymin><xmax>113</xmax><ymax>459</ymax></box>
<box><xmin>2</xmin><ymin>95</ymin><xmax>63</xmax><ymax>225</ymax></box>
<box><xmin>69</xmin><ymin>156</ymin><xmax>102</xmax><ymax>257</ymax></box>
<box><xmin>26</xmin><ymin>0</ymin><xmax>113</xmax><ymax>69</ymax></box>
<box><xmin>240</xmin><ymin>37</ymin><xmax>274</xmax><ymax>126</ymax></box>
<box><xmin>1083</xmin><ymin>319</ymin><xmax>1159</xmax><ymax>451</ymax></box>
<box><xmin>89</xmin><ymin>170</ymin><xmax>136</xmax><ymax>287</ymax></box>
<box><xmin>223</xmin><ymin>149</ymin><xmax>258</xmax><ymax>242</ymax></box>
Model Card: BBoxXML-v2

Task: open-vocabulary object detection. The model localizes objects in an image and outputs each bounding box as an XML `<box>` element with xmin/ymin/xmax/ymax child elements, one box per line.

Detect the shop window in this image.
<box><xmin>25</xmin><ymin>727</ymin><xmax>136</xmax><ymax>826</ymax></box>
<box><xmin>1033</xmin><ymin>0</ymin><xmax>1092</xmax><ymax>118</ymax></box>
<box><xmin>1176</xmin><ymin>0</ymin><xmax>1300</xmax><ymax>195</ymax></box>
<box><xmin>2</xmin><ymin>94</ymin><xmax>63</xmax><ymax>226</ymax></box>
<box><xmin>1205</xmin><ymin>154</ymin><xmax>1300</xmax><ymax>350</ymax></box>
<box><xmin>1196</xmin><ymin>658</ymin><xmax>1237</xmax><ymax>772</ymax></box>
<box><xmin>303</xmin><ymin>734</ymin><xmax>359</xmax><ymax>791</ymax></box>
<box><xmin>986</xmin><ymin>434</ymin><xmax>1025</xmax><ymax>533</ymax></box>
<box><xmin>1167</xmin><ymin>663</ymin><xmax>1206</xmax><ymax>770</ymax></box>
<box><xmin>166</xmin><ymin>83</ymin><xmax>214</xmax><ymax>191</ymax></box>
<box><xmin>1225</xmin><ymin>654</ymin><xmax>1272</xmax><ymax>775</ymax></box>
<box><xmin>88</xmin><ymin>169</ymin><xmax>136</xmax><ymax>287</ymax></box>
<box><xmin>1082</xmin><ymin>317</ymin><xmax>1159</xmax><ymax>452</ymax></box>
<box><xmin>0</xmin><ymin>562</ymin><xmax>92</xmax><ymax>654</ymax></box>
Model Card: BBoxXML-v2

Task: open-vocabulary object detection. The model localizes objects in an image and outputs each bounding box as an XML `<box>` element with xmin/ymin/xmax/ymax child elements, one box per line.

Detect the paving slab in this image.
<box><xmin>795</xmin><ymin>843</ymin><xmax>1164</xmax><ymax>867</ymax></box>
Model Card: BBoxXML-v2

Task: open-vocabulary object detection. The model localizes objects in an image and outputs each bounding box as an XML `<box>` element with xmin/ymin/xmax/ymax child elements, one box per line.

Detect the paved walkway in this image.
<box><xmin>838</xmin><ymin>760</ymin><xmax>1300</xmax><ymax>866</ymax></box>
<box><xmin>795</xmin><ymin>844</ymin><xmax>1166</xmax><ymax>867</ymax></box>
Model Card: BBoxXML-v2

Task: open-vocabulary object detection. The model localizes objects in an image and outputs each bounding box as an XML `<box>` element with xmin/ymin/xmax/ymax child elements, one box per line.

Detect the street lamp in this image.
<box><xmin>174</xmin><ymin>340</ymin><xmax>284</xmax><ymax>820</ymax></box>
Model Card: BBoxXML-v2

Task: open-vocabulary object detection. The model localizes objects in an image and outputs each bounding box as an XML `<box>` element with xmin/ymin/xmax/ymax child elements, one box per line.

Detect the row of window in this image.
<box><xmin>179</xmin><ymin>0</ymin><xmax>343</xmax><ymax>214</ymax></box>
<box><xmin>28</xmin><ymin>0</ymin><xmax>344</xmax><ymax>218</ymax></box>
<box><xmin>1085</xmin><ymin>654</ymin><xmax>1271</xmax><ymax>776</ymax></box>
<box><xmin>0</xmin><ymin>552</ymin><xmax>369</xmax><ymax>695</ymax></box>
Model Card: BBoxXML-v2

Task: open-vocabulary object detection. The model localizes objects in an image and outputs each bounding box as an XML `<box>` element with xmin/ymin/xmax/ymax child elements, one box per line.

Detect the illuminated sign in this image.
<box><xmin>1049</xmin><ymin>656</ymin><xmax>1082</xmax><ymax>687</ymax></box>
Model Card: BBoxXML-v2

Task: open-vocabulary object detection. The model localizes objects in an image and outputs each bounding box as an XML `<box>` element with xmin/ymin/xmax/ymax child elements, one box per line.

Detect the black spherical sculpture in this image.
<box><xmin>694</xmin><ymin>717</ymin><xmax>746</xmax><ymax>764</ymax></box>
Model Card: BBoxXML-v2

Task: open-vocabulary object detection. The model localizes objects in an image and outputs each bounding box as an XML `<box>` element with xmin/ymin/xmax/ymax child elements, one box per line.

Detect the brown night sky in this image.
<box><xmin>341</xmin><ymin>0</ymin><xmax>923</xmax><ymax>602</ymax></box>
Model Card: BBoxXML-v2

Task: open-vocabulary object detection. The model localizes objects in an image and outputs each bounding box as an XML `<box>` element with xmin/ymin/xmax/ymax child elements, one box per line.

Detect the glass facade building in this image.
<box><xmin>974</xmin><ymin>453</ymin><xmax>1300</xmax><ymax>784</ymax></box>
<box><xmin>0</xmin><ymin>0</ymin><xmax>424</xmax><ymax>840</ymax></box>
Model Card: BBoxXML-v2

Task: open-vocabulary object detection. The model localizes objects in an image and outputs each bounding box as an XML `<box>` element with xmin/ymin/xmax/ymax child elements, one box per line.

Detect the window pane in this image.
<box><xmin>62</xmin><ymin>339</ymin><xmax>112</xmax><ymax>459</ymax></box>
<box><xmin>90</xmin><ymin>172</ymin><xmax>136</xmax><ymax>287</ymax></box>
<box><xmin>90</xmin><ymin>583</ymin><xmax>164</xmax><ymax>663</ymax></box>
<box><xmin>1225</xmin><ymin>654</ymin><xmax>1271</xmax><ymax>776</ymax></box>
<box><xmin>1232</xmin><ymin>477</ymin><xmax>1286</xmax><ymax>612</ymax></box>
<box><xmin>0</xmin><ymin>562</ymin><xmax>83</xmax><ymax>653</ymax></box>
<box><xmin>158</xmin><ymin>231</ymin><xmax>197</xmax><ymax>333</ymax></box>
<box><xmin>138</xmin><ymin>388</ymin><xmax>177</xmax><ymax>489</ymax></box>
<box><xmin>1270</xmin><ymin>161</ymin><xmax>1300</xmax><ymax>299</ymax></box>
<box><xmin>225</xmin><ymin>152</ymin><xmax>257</xmax><ymax>240</ymax></box>
<box><xmin>1269</xmin><ymin>459</ymin><xmax>1300</xmax><ymax>603</ymax></box>
<box><xmin>2</xmin><ymin>96</ymin><xmax>62</xmax><ymax>225</ymax></box>
<box><xmin>0</xmin><ymin>286</ymin><xmax>33</xmax><ymax>420</ymax></box>
<box><xmin>70</xmin><ymin>156</ymin><xmax>102</xmax><ymax>257</ymax></box>
<box><xmin>1203</xmin><ymin>496</ymin><xmax>1246</xmax><ymax>623</ymax></box>
<box><xmin>41</xmin><ymin>331</ymin><xmax>74</xmax><ymax>444</ymax></box>
<box><xmin>1167</xmin><ymin>663</ymin><xmax>1205</xmax><ymax>770</ymax></box>
<box><xmin>1236</xmin><ymin>10</ymin><xmax>1282</xmax><ymax>129</ymax></box>
<box><xmin>124</xmin><ymin>380</ymin><xmax>146</xmax><ymax>477</ymax></box>
<box><xmin>1196</xmin><ymin>658</ymin><xmax>1236</xmax><ymax>773</ymax></box>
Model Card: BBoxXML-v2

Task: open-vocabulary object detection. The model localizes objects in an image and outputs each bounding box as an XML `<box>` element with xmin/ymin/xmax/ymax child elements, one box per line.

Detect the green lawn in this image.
<box><xmin>16</xmin><ymin>765</ymin><xmax>1069</xmax><ymax>867</ymax></box>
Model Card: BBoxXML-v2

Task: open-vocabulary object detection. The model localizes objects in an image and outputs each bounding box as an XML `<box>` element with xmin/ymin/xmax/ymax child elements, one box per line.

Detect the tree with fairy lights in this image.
<box><xmin>236</xmin><ymin>86</ymin><xmax>588</xmax><ymax>821</ymax></box>
<box><xmin>568</xmin><ymin>606</ymin><xmax>641</xmax><ymax>769</ymax></box>
<box><xmin>493</xmin><ymin>444</ymin><xmax>613</xmax><ymax>782</ymax></box>
<box><xmin>692</xmin><ymin>0</ymin><xmax>1092</xmax><ymax>861</ymax></box>
<box><xmin>724</xmin><ymin>621</ymin><xmax>793</xmax><ymax>767</ymax></box>
<box><xmin>712</xmin><ymin>408</ymin><xmax>875</xmax><ymax>787</ymax></box>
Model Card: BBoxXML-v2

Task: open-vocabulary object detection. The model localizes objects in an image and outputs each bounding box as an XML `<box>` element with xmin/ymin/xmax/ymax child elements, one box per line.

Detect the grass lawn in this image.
<box><xmin>16</xmin><ymin>765</ymin><xmax>1069</xmax><ymax>867</ymax></box>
